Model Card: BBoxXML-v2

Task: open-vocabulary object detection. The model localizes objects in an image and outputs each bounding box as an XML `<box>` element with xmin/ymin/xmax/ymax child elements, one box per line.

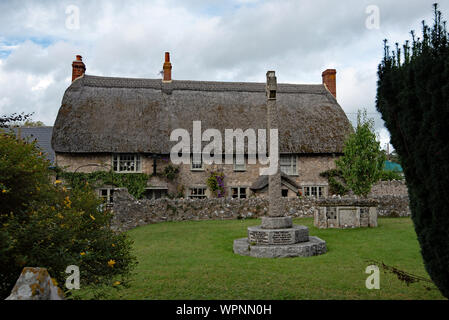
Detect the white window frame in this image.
<box><xmin>112</xmin><ymin>154</ymin><xmax>141</xmax><ymax>173</ymax></box>
<box><xmin>98</xmin><ymin>188</ymin><xmax>114</xmax><ymax>205</ymax></box>
<box><xmin>144</xmin><ymin>187</ymin><xmax>168</xmax><ymax>200</ymax></box>
<box><xmin>303</xmin><ymin>186</ymin><xmax>325</xmax><ymax>198</ymax></box>
<box><xmin>233</xmin><ymin>155</ymin><xmax>246</xmax><ymax>172</ymax></box>
<box><xmin>189</xmin><ymin>187</ymin><xmax>207</xmax><ymax>199</ymax></box>
<box><xmin>190</xmin><ymin>154</ymin><xmax>204</xmax><ymax>171</ymax></box>
<box><xmin>231</xmin><ymin>187</ymin><xmax>247</xmax><ymax>199</ymax></box>
<box><xmin>280</xmin><ymin>154</ymin><xmax>297</xmax><ymax>175</ymax></box>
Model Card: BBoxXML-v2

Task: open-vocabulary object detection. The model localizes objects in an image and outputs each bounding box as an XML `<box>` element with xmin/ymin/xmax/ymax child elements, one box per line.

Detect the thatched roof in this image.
<box><xmin>52</xmin><ymin>74</ymin><xmax>352</xmax><ymax>154</ymax></box>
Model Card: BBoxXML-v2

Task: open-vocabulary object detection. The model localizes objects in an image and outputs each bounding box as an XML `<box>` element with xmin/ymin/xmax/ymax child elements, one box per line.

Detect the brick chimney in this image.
<box><xmin>72</xmin><ymin>55</ymin><xmax>86</xmax><ymax>82</ymax></box>
<box><xmin>162</xmin><ymin>52</ymin><xmax>172</xmax><ymax>82</ymax></box>
<box><xmin>322</xmin><ymin>69</ymin><xmax>336</xmax><ymax>99</ymax></box>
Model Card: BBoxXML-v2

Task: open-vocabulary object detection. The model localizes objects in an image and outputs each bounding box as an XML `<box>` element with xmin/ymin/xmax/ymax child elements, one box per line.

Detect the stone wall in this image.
<box><xmin>111</xmin><ymin>189</ymin><xmax>411</xmax><ymax>231</ymax></box>
<box><xmin>369</xmin><ymin>180</ymin><xmax>408</xmax><ymax>197</ymax></box>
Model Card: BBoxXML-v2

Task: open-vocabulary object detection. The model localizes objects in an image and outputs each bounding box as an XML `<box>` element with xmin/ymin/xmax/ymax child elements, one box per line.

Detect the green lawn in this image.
<box><xmin>74</xmin><ymin>217</ymin><xmax>445</xmax><ymax>300</ymax></box>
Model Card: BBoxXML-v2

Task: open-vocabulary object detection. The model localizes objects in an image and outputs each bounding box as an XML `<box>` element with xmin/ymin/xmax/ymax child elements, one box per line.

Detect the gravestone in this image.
<box><xmin>233</xmin><ymin>71</ymin><xmax>327</xmax><ymax>258</ymax></box>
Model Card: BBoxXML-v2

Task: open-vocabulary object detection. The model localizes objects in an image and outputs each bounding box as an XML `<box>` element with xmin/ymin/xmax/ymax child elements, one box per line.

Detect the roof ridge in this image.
<box><xmin>80</xmin><ymin>74</ymin><xmax>326</xmax><ymax>93</ymax></box>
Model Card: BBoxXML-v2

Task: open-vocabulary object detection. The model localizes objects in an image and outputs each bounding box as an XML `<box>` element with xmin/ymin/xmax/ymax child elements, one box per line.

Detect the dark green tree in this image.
<box><xmin>335</xmin><ymin>110</ymin><xmax>385</xmax><ymax>197</ymax></box>
<box><xmin>376</xmin><ymin>3</ymin><xmax>449</xmax><ymax>298</ymax></box>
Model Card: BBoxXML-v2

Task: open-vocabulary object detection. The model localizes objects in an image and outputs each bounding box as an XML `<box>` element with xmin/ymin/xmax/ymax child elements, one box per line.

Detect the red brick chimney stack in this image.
<box><xmin>322</xmin><ymin>69</ymin><xmax>337</xmax><ymax>99</ymax></box>
<box><xmin>163</xmin><ymin>52</ymin><xmax>172</xmax><ymax>82</ymax></box>
<box><xmin>72</xmin><ymin>55</ymin><xmax>86</xmax><ymax>82</ymax></box>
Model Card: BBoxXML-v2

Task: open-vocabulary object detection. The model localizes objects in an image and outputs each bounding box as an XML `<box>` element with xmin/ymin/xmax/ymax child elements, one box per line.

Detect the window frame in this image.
<box><xmin>190</xmin><ymin>154</ymin><xmax>204</xmax><ymax>171</ymax></box>
<box><xmin>280</xmin><ymin>154</ymin><xmax>298</xmax><ymax>176</ymax></box>
<box><xmin>303</xmin><ymin>185</ymin><xmax>325</xmax><ymax>198</ymax></box>
<box><xmin>231</xmin><ymin>187</ymin><xmax>247</xmax><ymax>199</ymax></box>
<box><xmin>98</xmin><ymin>188</ymin><xmax>115</xmax><ymax>205</ymax></box>
<box><xmin>112</xmin><ymin>154</ymin><xmax>142</xmax><ymax>173</ymax></box>
<box><xmin>189</xmin><ymin>187</ymin><xmax>207</xmax><ymax>199</ymax></box>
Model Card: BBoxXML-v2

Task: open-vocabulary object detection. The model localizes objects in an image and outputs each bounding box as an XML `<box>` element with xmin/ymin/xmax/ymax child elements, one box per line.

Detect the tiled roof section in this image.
<box><xmin>11</xmin><ymin>126</ymin><xmax>55</xmax><ymax>164</ymax></box>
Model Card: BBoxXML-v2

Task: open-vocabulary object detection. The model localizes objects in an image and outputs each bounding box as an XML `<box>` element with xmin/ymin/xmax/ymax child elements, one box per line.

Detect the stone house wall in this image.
<box><xmin>56</xmin><ymin>153</ymin><xmax>337</xmax><ymax>198</ymax></box>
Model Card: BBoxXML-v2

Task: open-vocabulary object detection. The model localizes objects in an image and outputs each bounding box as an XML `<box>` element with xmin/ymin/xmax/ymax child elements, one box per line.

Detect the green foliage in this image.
<box><xmin>319</xmin><ymin>169</ymin><xmax>349</xmax><ymax>195</ymax></box>
<box><xmin>0</xmin><ymin>133</ymin><xmax>137</xmax><ymax>298</ymax></box>
<box><xmin>376</xmin><ymin>3</ymin><xmax>449</xmax><ymax>298</ymax></box>
<box><xmin>380</xmin><ymin>170</ymin><xmax>403</xmax><ymax>181</ymax></box>
<box><xmin>0</xmin><ymin>132</ymin><xmax>53</xmax><ymax>218</ymax></box>
<box><xmin>59</xmin><ymin>170</ymin><xmax>149</xmax><ymax>199</ymax></box>
<box><xmin>162</xmin><ymin>163</ymin><xmax>179</xmax><ymax>181</ymax></box>
<box><xmin>335</xmin><ymin>110</ymin><xmax>385</xmax><ymax>197</ymax></box>
<box><xmin>206</xmin><ymin>171</ymin><xmax>225</xmax><ymax>198</ymax></box>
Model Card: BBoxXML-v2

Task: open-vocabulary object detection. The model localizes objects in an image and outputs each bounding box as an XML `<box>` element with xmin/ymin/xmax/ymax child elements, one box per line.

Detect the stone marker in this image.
<box><xmin>233</xmin><ymin>71</ymin><xmax>327</xmax><ymax>258</ymax></box>
<box><xmin>5</xmin><ymin>267</ymin><xmax>65</xmax><ymax>300</ymax></box>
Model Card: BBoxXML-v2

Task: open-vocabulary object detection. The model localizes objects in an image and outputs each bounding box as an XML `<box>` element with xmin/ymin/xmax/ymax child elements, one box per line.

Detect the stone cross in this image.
<box><xmin>266</xmin><ymin>71</ymin><xmax>283</xmax><ymax>217</ymax></box>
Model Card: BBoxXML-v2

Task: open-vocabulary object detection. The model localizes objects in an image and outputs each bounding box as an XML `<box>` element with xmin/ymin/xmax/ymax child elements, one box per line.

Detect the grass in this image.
<box><xmin>74</xmin><ymin>217</ymin><xmax>445</xmax><ymax>300</ymax></box>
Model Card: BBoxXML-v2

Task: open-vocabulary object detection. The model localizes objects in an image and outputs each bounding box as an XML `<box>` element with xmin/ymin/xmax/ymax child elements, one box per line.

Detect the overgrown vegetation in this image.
<box><xmin>58</xmin><ymin>170</ymin><xmax>149</xmax><ymax>199</ymax></box>
<box><xmin>0</xmin><ymin>131</ymin><xmax>137</xmax><ymax>299</ymax></box>
<box><xmin>376</xmin><ymin>3</ymin><xmax>449</xmax><ymax>298</ymax></box>
<box><xmin>319</xmin><ymin>169</ymin><xmax>349</xmax><ymax>196</ymax></box>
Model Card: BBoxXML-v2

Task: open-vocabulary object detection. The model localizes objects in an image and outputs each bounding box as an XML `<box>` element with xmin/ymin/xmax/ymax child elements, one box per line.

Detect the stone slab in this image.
<box><xmin>6</xmin><ymin>267</ymin><xmax>65</xmax><ymax>300</ymax></box>
<box><xmin>248</xmin><ymin>225</ymin><xmax>309</xmax><ymax>245</ymax></box>
<box><xmin>233</xmin><ymin>236</ymin><xmax>327</xmax><ymax>258</ymax></box>
<box><xmin>260</xmin><ymin>216</ymin><xmax>292</xmax><ymax>229</ymax></box>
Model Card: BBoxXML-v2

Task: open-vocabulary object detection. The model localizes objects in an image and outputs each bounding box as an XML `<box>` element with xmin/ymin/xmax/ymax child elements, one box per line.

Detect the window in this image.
<box><xmin>231</xmin><ymin>187</ymin><xmax>247</xmax><ymax>199</ymax></box>
<box><xmin>303</xmin><ymin>186</ymin><xmax>325</xmax><ymax>198</ymax></box>
<box><xmin>113</xmin><ymin>154</ymin><xmax>141</xmax><ymax>172</ymax></box>
<box><xmin>191</xmin><ymin>154</ymin><xmax>204</xmax><ymax>171</ymax></box>
<box><xmin>144</xmin><ymin>188</ymin><xmax>168</xmax><ymax>200</ymax></box>
<box><xmin>281</xmin><ymin>189</ymin><xmax>289</xmax><ymax>197</ymax></box>
<box><xmin>233</xmin><ymin>155</ymin><xmax>246</xmax><ymax>171</ymax></box>
<box><xmin>280</xmin><ymin>155</ymin><xmax>297</xmax><ymax>175</ymax></box>
<box><xmin>98</xmin><ymin>188</ymin><xmax>114</xmax><ymax>205</ymax></box>
<box><xmin>189</xmin><ymin>187</ymin><xmax>206</xmax><ymax>199</ymax></box>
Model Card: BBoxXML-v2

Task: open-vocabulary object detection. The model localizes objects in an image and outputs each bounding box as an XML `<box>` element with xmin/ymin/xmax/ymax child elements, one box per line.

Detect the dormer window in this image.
<box><xmin>113</xmin><ymin>154</ymin><xmax>141</xmax><ymax>172</ymax></box>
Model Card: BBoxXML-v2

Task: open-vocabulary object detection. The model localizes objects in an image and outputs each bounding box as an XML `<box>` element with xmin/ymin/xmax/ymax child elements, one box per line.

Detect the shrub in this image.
<box><xmin>0</xmin><ymin>132</ymin><xmax>137</xmax><ymax>298</ymax></box>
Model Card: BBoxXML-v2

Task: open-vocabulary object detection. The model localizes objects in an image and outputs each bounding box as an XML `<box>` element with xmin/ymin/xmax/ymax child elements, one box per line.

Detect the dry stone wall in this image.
<box><xmin>111</xmin><ymin>189</ymin><xmax>411</xmax><ymax>231</ymax></box>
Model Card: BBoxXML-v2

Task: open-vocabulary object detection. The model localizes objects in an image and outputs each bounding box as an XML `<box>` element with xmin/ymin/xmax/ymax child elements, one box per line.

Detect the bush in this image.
<box><xmin>380</xmin><ymin>170</ymin><xmax>403</xmax><ymax>181</ymax></box>
<box><xmin>0</xmin><ymin>132</ymin><xmax>137</xmax><ymax>298</ymax></box>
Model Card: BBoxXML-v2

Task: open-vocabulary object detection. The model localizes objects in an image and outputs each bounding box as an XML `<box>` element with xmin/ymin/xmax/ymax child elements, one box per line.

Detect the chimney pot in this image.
<box><xmin>322</xmin><ymin>69</ymin><xmax>337</xmax><ymax>99</ymax></box>
<box><xmin>72</xmin><ymin>54</ymin><xmax>86</xmax><ymax>82</ymax></box>
<box><xmin>163</xmin><ymin>52</ymin><xmax>172</xmax><ymax>82</ymax></box>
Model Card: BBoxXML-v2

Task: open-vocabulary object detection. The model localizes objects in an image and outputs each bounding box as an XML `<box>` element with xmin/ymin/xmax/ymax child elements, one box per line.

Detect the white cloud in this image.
<box><xmin>0</xmin><ymin>0</ymin><xmax>447</xmax><ymax>134</ymax></box>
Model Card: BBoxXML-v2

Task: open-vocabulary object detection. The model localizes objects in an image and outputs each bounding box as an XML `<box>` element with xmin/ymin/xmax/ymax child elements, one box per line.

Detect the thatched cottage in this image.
<box><xmin>52</xmin><ymin>53</ymin><xmax>352</xmax><ymax>203</ymax></box>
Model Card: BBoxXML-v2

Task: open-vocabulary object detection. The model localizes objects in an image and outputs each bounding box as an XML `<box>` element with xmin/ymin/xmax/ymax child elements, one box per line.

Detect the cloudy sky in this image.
<box><xmin>0</xmin><ymin>0</ymin><xmax>447</xmax><ymax>149</ymax></box>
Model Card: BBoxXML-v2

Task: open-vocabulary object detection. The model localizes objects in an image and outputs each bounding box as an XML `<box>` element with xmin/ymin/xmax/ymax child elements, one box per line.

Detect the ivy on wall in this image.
<box><xmin>58</xmin><ymin>170</ymin><xmax>149</xmax><ymax>199</ymax></box>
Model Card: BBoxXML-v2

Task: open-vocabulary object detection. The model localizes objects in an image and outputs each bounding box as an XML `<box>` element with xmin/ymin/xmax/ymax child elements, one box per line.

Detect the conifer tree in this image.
<box><xmin>376</xmin><ymin>3</ymin><xmax>449</xmax><ymax>298</ymax></box>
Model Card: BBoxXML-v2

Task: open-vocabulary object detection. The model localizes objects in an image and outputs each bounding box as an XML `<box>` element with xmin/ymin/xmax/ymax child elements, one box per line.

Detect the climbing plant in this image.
<box><xmin>59</xmin><ymin>170</ymin><xmax>149</xmax><ymax>199</ymax></box>
<box><xmin>206</xmin><ymin>171</ymin><xmax>226</xmax><ymax>198</ymax></box>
